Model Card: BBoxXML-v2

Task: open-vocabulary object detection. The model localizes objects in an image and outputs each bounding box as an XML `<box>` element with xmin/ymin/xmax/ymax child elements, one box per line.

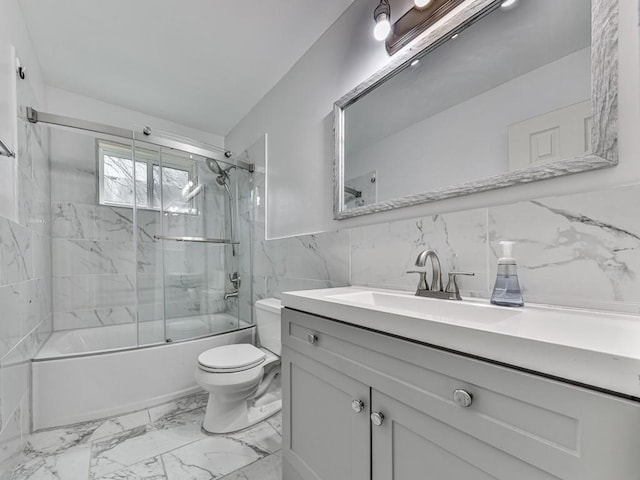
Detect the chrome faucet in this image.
<box><xmin>224</xmin><ymin>291</ymin><xmax>238</xmax><ymax>300</ymax></box>
<box><xmin>408</xmin><ymin>249</ymin><xmax>443</xmax><ymax>294</ymax></box>
<box><xmin>228</xmin><ymin>272</ymin><xmax>241</xmax><ymax>289</ymax></box>
<box><xmin>407</xmin><ymin>249</ymin><xmax>474</xmax><ymax>300</ymax></box>
<box><xmin>445</xmin><ymin>271</ymin><xmax>475</xmax><ymax>300</ymax></box>
<box><xmin>224</xmin><ymin>272</ymin><xmax>241</xmax><ymax>300</ymax></box>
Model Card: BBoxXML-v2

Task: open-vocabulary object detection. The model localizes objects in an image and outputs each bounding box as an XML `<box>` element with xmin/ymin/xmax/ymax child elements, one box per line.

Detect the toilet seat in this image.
<box><xmin>197</xmin><ymin>344</ymin><xmax>266</xmax><ymax>373</ymax></box>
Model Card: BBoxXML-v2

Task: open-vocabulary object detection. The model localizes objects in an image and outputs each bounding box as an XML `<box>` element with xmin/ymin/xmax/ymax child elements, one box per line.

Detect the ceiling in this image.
<box><xmin>18</xmin><ymin>0</ymin><xmax>355</xmax><ymax>135</ymax></box>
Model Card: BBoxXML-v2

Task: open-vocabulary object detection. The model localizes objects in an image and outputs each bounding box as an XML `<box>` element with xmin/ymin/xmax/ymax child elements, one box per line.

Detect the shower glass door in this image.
<box><xmin>133</xmin><ymin>137</ymin><xmax>242</xmax><ymax>346</ymax></box>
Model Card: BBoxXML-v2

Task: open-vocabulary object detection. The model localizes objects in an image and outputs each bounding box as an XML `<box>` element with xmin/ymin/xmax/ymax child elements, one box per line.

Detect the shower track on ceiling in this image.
<box><xmin>25</xmin><ymin>107</ymin><xmax>254</xmax><ymax>172</ymax></box>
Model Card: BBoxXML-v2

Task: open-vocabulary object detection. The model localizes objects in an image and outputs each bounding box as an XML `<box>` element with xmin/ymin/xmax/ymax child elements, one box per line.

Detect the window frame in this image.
<box><xmin>97</xmin><ymin>140</ymin><xmax>197</xmax><ymax>214</ymax></box>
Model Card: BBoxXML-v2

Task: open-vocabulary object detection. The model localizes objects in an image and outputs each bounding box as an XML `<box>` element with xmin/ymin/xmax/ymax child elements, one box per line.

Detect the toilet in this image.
<box><xmin>195</xmin><ymin>298</ymin><xmax>282</xmax><ymax>433</ymax></box>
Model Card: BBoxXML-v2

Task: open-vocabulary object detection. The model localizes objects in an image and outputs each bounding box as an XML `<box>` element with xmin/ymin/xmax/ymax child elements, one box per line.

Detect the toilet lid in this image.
<box><xmin>198</xmin><ymin>344</ymin><xmax>266</xmax><ymax>371</ymax></box>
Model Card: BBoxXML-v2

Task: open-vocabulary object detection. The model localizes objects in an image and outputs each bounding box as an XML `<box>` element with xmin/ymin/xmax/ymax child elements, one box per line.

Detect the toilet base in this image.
<box><xmin>202</xmin><ymin>396</ymin><xmax>282</xmax><ymax>434</ymax></box>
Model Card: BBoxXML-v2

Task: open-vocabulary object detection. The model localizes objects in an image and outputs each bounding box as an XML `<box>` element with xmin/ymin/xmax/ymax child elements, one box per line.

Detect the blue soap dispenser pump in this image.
<box><xmin>490</xmin><ymin>240</ymin><xmax>524</xmax><ymax>307</ymax></box>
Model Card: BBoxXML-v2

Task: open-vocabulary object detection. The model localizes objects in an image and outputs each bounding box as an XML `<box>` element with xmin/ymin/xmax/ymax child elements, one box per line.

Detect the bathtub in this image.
<box><xmin>33</xmin><ymin>315</ymin><xmax>254</xmax><ymax>430</ymax></box>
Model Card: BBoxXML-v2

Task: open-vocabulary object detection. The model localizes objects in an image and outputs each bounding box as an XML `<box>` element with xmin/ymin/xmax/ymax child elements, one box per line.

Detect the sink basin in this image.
<box><xmin>326</xmin><ymin>290</ymin><xmax>521</xmax><ymax>324</ymax></box>
<box><xmin>281</xmin><ymin>286</ymin><xmax>640</xmax><ymax>399</ymax></box>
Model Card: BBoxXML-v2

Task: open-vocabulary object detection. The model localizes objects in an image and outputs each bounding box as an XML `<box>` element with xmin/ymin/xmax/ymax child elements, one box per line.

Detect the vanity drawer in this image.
<box><xmin>283</xmin><ymin>307</ymin><xmax>640</xmax><ymax>479</ymax></box>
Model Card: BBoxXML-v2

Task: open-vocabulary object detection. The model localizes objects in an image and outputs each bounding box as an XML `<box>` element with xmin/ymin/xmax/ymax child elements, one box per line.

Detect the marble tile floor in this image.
<box><xmin>9</xmin><ymin>391</ymin><xmax>282</xmax><ymax>480</ymax></box>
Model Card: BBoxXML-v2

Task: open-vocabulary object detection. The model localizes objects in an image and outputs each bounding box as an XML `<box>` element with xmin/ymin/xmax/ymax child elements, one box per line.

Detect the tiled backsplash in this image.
<box><xmin>349</xmin><ymin>185</ymin><xmax>640</xmax><ymax>314</ymax></box>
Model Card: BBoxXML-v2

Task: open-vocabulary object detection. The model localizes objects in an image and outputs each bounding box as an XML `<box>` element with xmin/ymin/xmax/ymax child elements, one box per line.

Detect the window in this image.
<box><xmin>98</xmin><ymin>141</ymin><xmax>195</xmax><ymax>213</ymax></box>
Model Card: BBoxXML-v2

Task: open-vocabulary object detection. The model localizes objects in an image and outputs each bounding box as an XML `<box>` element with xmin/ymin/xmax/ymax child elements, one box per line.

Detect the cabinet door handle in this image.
<box><xmin>370</xmin><ymin>411</ymin><xmax>384</xmax><ymax>426</ymax></box>
<box><xmin>307</xmin><ymin>334</ymin><xmax>318</xmax><ymax>345</ymax></box>
<box><xmin>453</xmin><ymin>389</ymin><xmax>473</xmax><ymax>408</ymax></box>
<box><xmin>351</xmin><ymin>400</ymin><xmax>365</xmax><ymax>413</ymax></box>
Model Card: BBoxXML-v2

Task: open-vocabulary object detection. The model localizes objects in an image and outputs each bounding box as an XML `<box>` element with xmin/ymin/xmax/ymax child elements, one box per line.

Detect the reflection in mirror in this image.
<box><xmin>335</xmin><ymin>0</ymin><xmax>617</xmax><ymax>218</ymax></box>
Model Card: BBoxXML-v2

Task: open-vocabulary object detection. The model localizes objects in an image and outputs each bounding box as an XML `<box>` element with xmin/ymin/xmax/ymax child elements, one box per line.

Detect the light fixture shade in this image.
<box><xmin>374</xmin><ymin>14</ymin><xmax>391</xmax><ymax>41</ymax></box>
<box><xmin>414</xmin><ymin>0</ymin><xmax>432</xmax><ymax>8</ymax></box>
<box><xmin>373</xmin><ymin>0</ymin><xmax>392</xmax><ymax>41</ymax></box>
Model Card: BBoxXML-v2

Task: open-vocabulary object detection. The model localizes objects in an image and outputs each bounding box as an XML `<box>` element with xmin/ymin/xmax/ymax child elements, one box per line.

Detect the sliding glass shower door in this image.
<box><xmin>133</xmin><ymin>139</ymin><xmax>243</xmax><ymax>346</ymax></box>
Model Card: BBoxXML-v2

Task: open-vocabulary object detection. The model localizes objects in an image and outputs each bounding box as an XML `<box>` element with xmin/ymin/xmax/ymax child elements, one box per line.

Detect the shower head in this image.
<box><xmin>206</xmin><ymin>158</ymin><xmax>224</xmax><ymax>176</ymax></box>
<box><xmin>206</xmin><ymin>158</ymin><xmax>235</xmax><ymax>200</ymax></box>
<box><xmin>206</xmin><ymin>158</ymin><xmax>236</xmax><ymax>179</ymax></box>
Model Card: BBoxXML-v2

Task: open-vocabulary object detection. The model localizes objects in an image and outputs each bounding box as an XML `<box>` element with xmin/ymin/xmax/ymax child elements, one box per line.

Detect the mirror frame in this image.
<box><xmin>334</xmin><ymin>0</ymin><xmax>618</xmax><ymax>219</ymax></box>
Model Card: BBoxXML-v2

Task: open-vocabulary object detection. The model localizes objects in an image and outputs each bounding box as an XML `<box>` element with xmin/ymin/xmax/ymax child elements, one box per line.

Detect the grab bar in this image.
<box><xmin>0</xmin><ymin>138</ymin><xmax>15</xmax><ymax>158</ymax></box>
<box><xmin>154</xmin><ymin>235</ymin><xmax>239</xmax><ymax>245</ymax></box>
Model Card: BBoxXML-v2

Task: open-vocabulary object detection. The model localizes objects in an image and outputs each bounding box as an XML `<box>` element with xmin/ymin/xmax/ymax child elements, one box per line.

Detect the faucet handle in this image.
<box><xmin>228</xmin><ymin>272</ymin><xmax>241</xmax><ymax>289</ymax></box>
<box><xmin>445</xmin><ymin>272</ymin><xmax>475</xmax><ymax>300</ymax></box>
<box><xmin>406</xmin><ymin>270</ymin><xmax>429</xmax><ymax>291</ymax></box>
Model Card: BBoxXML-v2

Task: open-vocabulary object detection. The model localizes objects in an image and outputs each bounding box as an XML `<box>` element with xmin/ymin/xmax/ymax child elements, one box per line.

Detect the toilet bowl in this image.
<box><xmin>195</xmin><ymin>298</ymin><xmax>282</xmax><ymax>433</ymax></box>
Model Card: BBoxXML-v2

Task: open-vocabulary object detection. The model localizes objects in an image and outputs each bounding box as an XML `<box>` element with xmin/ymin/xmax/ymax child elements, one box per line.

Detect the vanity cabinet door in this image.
<box><xmin>282</xmin><ymin>346</ymin><xmax>370</xmax><ymax>480</ymax></box>
<box><xmin>370</xmin><ymin>389</ymin><xmax>569</xmax><ymax>480</ymax></box>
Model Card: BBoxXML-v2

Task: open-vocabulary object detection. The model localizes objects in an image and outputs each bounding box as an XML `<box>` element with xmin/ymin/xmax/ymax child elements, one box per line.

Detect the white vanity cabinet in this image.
<box><xmin>282</xmin><ymin>308</ymin><xmax>640</xmax><ymax>480</ymax></box>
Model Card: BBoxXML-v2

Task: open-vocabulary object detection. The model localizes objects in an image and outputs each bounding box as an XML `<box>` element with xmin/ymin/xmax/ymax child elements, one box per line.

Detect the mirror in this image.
<box><xmin>334</xmin><ymin>0</ymin><xmax>617</xmax><ymax>219</ymax></box>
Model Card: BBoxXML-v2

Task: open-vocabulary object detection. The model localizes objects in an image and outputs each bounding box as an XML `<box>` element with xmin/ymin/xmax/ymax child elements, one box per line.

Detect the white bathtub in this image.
<box><xmin>33</xmin><ymin>317</ymin><xmax>254</xmax><ymax>430</ymax></box>
<box><xmin>36</xmin><ymin>313</ymin><xmax>246</xmax><ymax>359</ymax></box>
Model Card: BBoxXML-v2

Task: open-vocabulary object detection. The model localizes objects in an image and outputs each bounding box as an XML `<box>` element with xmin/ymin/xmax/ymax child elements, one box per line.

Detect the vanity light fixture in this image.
<box><xmin>378</xmin><ymin>0</ymin><xmax>464</xmax><ymax>55</ymax></box>
<box><xmin>373</xmin><ymin>0</ymin><xmax>392</xmax><ymax>41</ymax></box>
<box><xmin>414</xmin><ymin>0</ymin><xmax>432</xmax><ymax>8</ymax></box>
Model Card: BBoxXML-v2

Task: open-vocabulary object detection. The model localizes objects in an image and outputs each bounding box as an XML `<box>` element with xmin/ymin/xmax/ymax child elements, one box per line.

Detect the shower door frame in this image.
<box><xmin>28</xmin><ymin>106</ymin><xmax>256</xmax><ymax>351</ymax></box>
<box><xmin>26</xmin><ymin>107</ymin><xmax>254</xmax><ymax>172</ymax></box>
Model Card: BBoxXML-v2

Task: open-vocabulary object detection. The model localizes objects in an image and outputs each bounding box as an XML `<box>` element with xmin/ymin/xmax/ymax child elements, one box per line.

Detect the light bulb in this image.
<box><xmin>500</xmin><ymin>0</ymin><xmax>518</xmax><ymax>9</ymax></box>
<box><xmin>374</xmin><ymin>14</ymin><xmax>391</xmax><ymax>41</ymax></box>
<box><xmin>414</xmin><ymin>0</ymin><xmax>432</xmax><ymax>8</ymax></box>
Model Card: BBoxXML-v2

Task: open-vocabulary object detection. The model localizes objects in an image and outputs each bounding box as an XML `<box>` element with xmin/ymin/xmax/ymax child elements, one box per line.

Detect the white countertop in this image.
<box><xmin>282</xmin><ymin>286</ymin><xmax>640</xmax><ymax>399</ymax></box>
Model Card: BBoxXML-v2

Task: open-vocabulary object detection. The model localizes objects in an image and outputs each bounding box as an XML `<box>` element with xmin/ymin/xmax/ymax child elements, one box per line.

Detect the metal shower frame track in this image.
<box><xmin>26</xmin><ymin>107</ymin><xmax>254</xmax><ymax>172</ymax></box>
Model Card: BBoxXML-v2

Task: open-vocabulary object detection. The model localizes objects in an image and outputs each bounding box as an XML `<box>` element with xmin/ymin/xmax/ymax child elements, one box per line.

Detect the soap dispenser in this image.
<box><xmin>491</xmin><ymin>240</ymin><xmax>524</xmax><ymax>307</ymax></box>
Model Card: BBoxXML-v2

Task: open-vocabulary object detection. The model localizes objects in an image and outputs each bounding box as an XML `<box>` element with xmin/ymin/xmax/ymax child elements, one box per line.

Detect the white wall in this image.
<box><xmin>46</xmin><ymin>87</ymin><xmax>225</xmax><ymax>149</ymax></box>
<box><xmin>0</xmin><ymin>0</ymin><xmax>46</xmax><ymax>222</ymax></box>
<box><xmin>0</xmin><ymin>0</ymin><xmax>45</xmax><ymax>105</ymax></box>
<box><xmin>226</xmin><ymin>0</ymin><xmax>640</xmax><ymax>239</ymax></box>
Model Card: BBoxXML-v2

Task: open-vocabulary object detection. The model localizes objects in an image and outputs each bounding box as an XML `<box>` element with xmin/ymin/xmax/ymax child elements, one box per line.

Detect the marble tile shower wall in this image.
<box><xmin>0</xmin><ymin>83</ymin><xmax>52</xmax><ymax>472</ymax></box>
<box><xmin>252</xmin><ymin>181</ymin><xmax>640</xmax><ymax>315</ymax></box>
<box><xmin>50</xmin><ymin>129</ymin><xmax>139</xmax><ymax>331</ymax></box>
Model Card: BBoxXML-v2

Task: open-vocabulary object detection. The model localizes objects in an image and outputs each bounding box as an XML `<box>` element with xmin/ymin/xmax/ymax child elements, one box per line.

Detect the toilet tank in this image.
<box><xmin>255</xmin><ymin>298</ymin><xmax>282</xmax><ymax>355</ymax></box>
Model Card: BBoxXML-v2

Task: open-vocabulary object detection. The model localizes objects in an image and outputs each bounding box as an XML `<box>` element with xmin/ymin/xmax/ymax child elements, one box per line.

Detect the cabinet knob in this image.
<box><xmin>351</xmin><ymin>400</ymin><xmax>364</xmax><ymax>413</ymax></box>
<box><xmin>453</xmin><ymin>389</ymin><xmax>473</xmax><ymax>408</ymax></box>
<box><xmin>307</xmin><ymin>334</ymin><xmax>318</xmax><ymax>345</ymax></box>
<box><xmin>370</xmin><ymin>411</ymin><xmax>384</xmax><ymax>426</ymax></box>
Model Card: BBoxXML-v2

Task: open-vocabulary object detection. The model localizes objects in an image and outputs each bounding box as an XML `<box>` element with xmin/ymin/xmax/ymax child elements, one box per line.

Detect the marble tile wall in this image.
<box><xmin>0</xmin><ymin>79</ymin><xmax>52</xmax><ymax>474</ymax></box>
<box><xmin>50</xmin><ymin>129</ymin><xmax>136</xmax><ymax>331</ymax></box>
<box><xmin>346</xmin><ymin>184</ymin><xmax>640</xmax><ymax>313</ymax></box>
